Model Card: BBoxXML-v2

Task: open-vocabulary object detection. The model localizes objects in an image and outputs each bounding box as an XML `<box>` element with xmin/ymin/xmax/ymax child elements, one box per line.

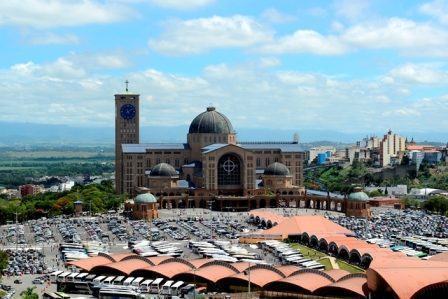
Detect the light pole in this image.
<box><xmin>247</xmin><ymin>261</ymin><xmax>251</xmax><ymax>299</ymax></box>
<box><xmin>193</xmin><ymin>267</ymin><xmax>197</xmax><ymax>299</ymax></box>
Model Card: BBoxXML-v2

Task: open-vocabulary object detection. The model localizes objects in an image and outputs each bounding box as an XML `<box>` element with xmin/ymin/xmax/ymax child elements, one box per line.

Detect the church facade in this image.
<box><xmin>115</xmin><ymin>92</ymin><xmax>306</xmax><ymax>211</ymax></box>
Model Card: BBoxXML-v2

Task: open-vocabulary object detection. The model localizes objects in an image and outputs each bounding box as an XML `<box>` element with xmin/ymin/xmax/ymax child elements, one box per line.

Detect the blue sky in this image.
<box><xmin>1</xmin><ymin>0</ymin><xmax>448</xmax><ymax>137</ymax></box>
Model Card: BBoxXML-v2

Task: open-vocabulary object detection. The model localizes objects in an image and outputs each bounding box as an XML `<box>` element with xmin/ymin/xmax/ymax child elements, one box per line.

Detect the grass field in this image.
<box><xmin>0</xmin><ymin>166</ymin><xmax>46</xmax><ymax>170</ymax></box>
<box><xmin>291</xmin><ymin>243</ymin><xmax>364</xmax><ymax>274</ymax></box>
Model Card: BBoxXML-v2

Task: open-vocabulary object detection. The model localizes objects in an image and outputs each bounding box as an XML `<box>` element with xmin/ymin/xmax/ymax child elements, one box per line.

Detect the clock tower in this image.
<box><xmin>115</xmin><ymin>82</ymin><xmax>140</xmax><ymax>194</ymax></box>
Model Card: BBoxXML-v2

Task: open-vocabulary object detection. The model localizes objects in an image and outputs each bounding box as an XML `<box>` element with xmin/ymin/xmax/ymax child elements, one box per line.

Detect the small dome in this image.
<box><xmin>264</xmin><ymin>162</ymin><xmax>290</xmax><ymax>176</ymax></box>
<box><xmin>348</xmin><ymin>188</ymin><xmax>370</xmax><ymax>201</ymax></box>
<box><xmin>135</xmin><ymin>193</ymin><xmax>156</xmax><ymax>204</ymax></box>
<box><xmin>189</xmin><ymin>107</ymin><xmax>234</xmax><ymax>134</ymax></box>
<box><xmin>150</xmin><ymin>163</ymin><xmax>177</xmax><ymax>177</ymax></box>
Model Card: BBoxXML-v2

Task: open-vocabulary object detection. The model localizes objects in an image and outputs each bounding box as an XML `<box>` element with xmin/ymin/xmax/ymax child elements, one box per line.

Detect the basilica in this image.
<box><xmin>115</xmin><ymin>92</ymin><xmax>305</xmax><ymax>211</ymax></box>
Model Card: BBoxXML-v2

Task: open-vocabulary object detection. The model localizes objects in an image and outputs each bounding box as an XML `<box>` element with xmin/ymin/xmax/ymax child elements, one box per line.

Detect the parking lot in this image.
<box><xmin>0</xmin><ymin>209</ymin><xmax>263</xmax><ymax>298</ymax></box>
<box><xmin>1</xmin><ymin>207</ymin><xmax>447</xmax><ymax>298</ymax></box>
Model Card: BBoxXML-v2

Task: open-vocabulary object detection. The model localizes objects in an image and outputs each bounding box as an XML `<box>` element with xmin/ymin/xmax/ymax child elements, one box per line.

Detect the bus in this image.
<box><xmin>131</xmin><ymin>277</ymin><xmax>144</xmax><ymax>287</ymax></box>
<box><xmin>123</xmin><ymin>277</ymin><xmax>135</xmax><ymax>286</ymax></box>
<box><xmin>66</xmin><ymin>272</ymin><xmax>79</xmax><ymax>282</ymax></box>
<box><xmin>54</xmin><ymin>292</ymin><xmax>70</xmax><ymax>299</ymax></box>
<box><xmin>85</xmin><ymin>274</ymin><xmax>97</xmax><ymax>283</ymax></box>
<box><xmin>150</xmin><ymin>278</ymin><xmax>163</xmax><ymax>294</ymax></box>
<box><xmin>103</xmin><ymin>276</ymin><xmax>116</xmax><ymax>285</ymax></box>
<box><xmin>99</xmin><ymin>287</ymin><xmax>144</xmax><ymax>299</ymax></box>
<box><xmin>139</xmin><ymin>279</ymin><xmax>153</xmax><ymax>293</ymax></box>
<box><xmin>43</xmin><ymin>292</ymin><xmax>61</xmax><ymax>299</ymax></box>
<box><xmin>171</xmin><ymin>281</ymin><xmax>184</xmax><ymax>296</ymax></box>
<box><xmin>113</xmin><ymin>276</ymin><xmax>125</xmax><ymax>285</ymax></box>
<box><xmin>93</xmin><ymin>276</ymin><xmax>107</xmax><ymax>285</ymax></box>
<box><xmin>180</xmin><ymin>284</ymin><xmax>195</xmax><ymax>297</ymax></box>
<box><xmin>74</xmin><ymin>272</ymin><xmax>89</xmax><ymax>282</ymax></box>
<box><xmin>57</xmin><ymin>272</ymin><xmax>71</xmax><ymax>282</ymax></box>
<box><xmin>161</xmin><ymin>280</ymin><xmax>174</xmax><ymax>295</ymax></box>
<box><xmin>50</xmin><ymin>271</ymin><xmax>64</xmax><ymax>283</ymax></box>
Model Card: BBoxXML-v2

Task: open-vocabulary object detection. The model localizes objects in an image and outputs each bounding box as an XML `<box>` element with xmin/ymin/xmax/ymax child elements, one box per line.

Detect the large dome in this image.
<box><xmin>348</xmin><ymin>188</ymin><xmax>370</xmax><ymax>201</ymax></box>
<box><xmin>150</xmin><ymin>163</ymin><xmax>177</xmax><ymax>177</ymax></box>
<box><xmin>135</xmin><ymin>193</ymin><xmax>157</xmax><ymax>204</ymax></box>
<box><xmin>264</xmin><ymin>162</ymin><xmax>291</xmax><ymax>176</ymax></box>
<box><xmin>189</xmin><ymin>107</ymin><xmax>234</xmax><ymax>134</ymax></box>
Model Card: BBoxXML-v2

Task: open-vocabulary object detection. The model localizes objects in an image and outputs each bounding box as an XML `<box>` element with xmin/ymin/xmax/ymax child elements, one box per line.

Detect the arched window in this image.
<box><xmin>218</xmin><ymin>153</ymin><xmax>241</xmax><ymax>186</ymax></box>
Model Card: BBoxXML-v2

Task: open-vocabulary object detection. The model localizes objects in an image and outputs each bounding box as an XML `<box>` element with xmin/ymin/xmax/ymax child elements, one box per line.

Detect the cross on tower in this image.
<box><xmin>125</xmin><ymin>80</ymin><xmax>129</xmax><ymax>92</ymax></box>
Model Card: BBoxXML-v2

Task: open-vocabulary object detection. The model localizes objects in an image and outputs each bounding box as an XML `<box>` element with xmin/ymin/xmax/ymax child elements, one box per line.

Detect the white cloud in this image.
<box><xmin>259</xmin><ymin>57</ymin><xmax>281</xmax><ymax>68</ymax></box>
<box><xmin>26</xmin><ymin>32</ymin><xmax>79</xmax><ymax>45</ymax></box>
<box><xmin>334</xmin><ymin>0</ymin><xmax>371</xmax><ymax>21</ymax></box>
<box><xmin>387</xmin><ymin>63</ymin><xmax>448</xmax><ymax>85</ymax></box>
<box><xmin>261</xmin><ymin>8</ymin><xmax>296</xmax><ymax>24</ymax></box>
<box><xmin>259</xmin><ymin>30</ymin><xmax>348</xmax><ymax>55</ymax></box>
<box><xmin>0</xmin><ymin>0</ymin><xmax>133</xmax><ymax>28</ymax></box>
<box><xmin>149</xmin><ymin>15</ymin><xmax>272</xmax><ymax>55</ymax></box>
<box><xmin>1</xmin><ymin>56</ymin><xmax>447</xmax><ymax>132</ymax></box>
<box><xmin>420</xmin><ymin>0</ymin><xmax>448</xmax><ymax>25</ymax></box>
<box><xmin>149</xmin><ymin>0</ymin><xmax>214</xmax><ymax>10</ymax></box>
<box><xmin>253</xmin><ymin>16</ymin><xmax>448</xmax><ymax>56</ymax></box>
<box><xmin>341</xmin><ymin>18</ymin><xmax>448</xmax><ymax>51</ymax></box>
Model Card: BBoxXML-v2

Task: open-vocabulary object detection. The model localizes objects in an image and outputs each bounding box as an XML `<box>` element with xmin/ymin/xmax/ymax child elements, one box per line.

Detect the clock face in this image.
<box><xmin>120</xmin><ymin>104</ymin><xmax>136</xmax><ymax>120</ymax></box>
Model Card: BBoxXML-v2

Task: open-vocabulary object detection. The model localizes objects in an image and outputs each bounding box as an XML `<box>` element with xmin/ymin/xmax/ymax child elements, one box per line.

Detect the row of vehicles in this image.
<box><xmin>50</xmin><ymin>270</ymin><xmax>197</xmax><ymax>298</ymax></box>
<box><xmin>188</xmin><ymin>240</ymin><xmax>266</xmax><ymax>264</ymax></box>
<box><xmin>130</xmin><ymin>240</ymin><xmax>183</xmax><ymax>258</ymax></box>
<box><xmin>260</xmin><ymin>240</ymin><xmax>326</xmax><ymax>270</ymax></box>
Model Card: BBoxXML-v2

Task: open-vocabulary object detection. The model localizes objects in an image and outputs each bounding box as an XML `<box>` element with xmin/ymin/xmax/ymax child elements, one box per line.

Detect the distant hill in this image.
<box><xmin>0</xmin><ymin>121</ymin><xmax>446</xmax><ymax>147</ymax></box>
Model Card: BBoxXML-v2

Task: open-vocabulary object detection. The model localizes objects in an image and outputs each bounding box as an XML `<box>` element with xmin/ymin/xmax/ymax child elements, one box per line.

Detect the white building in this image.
<box><xmin>365</xmin><ymin>185</ymin><xmax>408</xmax><ymax>196</ymax></box>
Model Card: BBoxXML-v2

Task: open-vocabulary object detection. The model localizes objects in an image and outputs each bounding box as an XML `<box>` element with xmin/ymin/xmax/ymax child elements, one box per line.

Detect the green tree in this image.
<box><xmin>368</xmin><ymin>189</ymin><xmax>383</xmax><ymax>197</ymax></box>
<box><xmin>403</xmin><ymin>197</ymin><xmax>421</xmax><ymax>209</ymax></box>
<box><xmin>423</xmin><ymin>195</ymin><xmax>448</xmax><ymax>215</ymax></box>
<box><xmin>401</xmin><ymin>155</ymin><xmax>410</xmax><ymax>165</ymax></box>
<box><xmin>0</xmin><ymin>250</ymin><xmax>8</xmax><ymax>278</ymax></box>
<box><xmin>20</xmin><ymin>287</ymin><xmax>38</xmax><ymax>299</ymax></box>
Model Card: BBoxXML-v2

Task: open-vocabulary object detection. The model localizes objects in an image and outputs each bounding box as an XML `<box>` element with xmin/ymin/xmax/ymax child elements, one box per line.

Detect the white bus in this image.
<box><xmin>66</xmin><ymin>272</ymin><xmax>79</xmax><ymax>282</ymax></box>
<box><xmin>103</xmin><ymin>276</ymin><xmax>116</xmax><ymax>285</ymax></box>
<box><xmin>161</xmin><ymin>280</ymin><xmax>174</xmax><ymax>295</ymax></box>
<box><xmin>75</xmin><ymin>273</ymin><xmax>89</xmax><ymax>282</ymax></box>
<box><xmin>113</xmin><ymin>276</ymin><xmax>125</xmax><ymax>285</ymax></box>
<box><xmin>50</xmin><ymin>270</ymin><xmax>64</xmax><ymax>283</ymax></box>
<box><xmin>123</xmin><ymin>277</ymin><xmax>135</xmax><ymax>286</ymax></box>
<box><xmin>84</xmin><ymin>274</ymin><xmax>97</xmax><ymax>283</ymax></box>
<box><xmin>150</xmin><ymin>278</ymin><xmax>164</xmax><ymax>294</ymax></box>
<box><xmin>139</xmin><ymin>280</ymin><xmax>153</xmax><ymax>293</ymax></box>
<box><xmin>93</xmin><ymin>276</ymin><xmax>107</xmax><ymax>285</ymax></box>
<box><xmin>171</xmin><ymin>281</ymin><xmax>184</xmax><ymax>296</ymax></box>
<box><xmin>131</xmin><ymin>277</ymin><xmax>144</xmax><ymax>287</ymax></box>
<box><xmin>57</xmin><ymin>272</ymin><xmax>71</xmax><ymax>282</ymax></box>
<box><xmin>99</xmin><ymin>287</ymin><xmax>144</xmax><ymax>299</ymax></box>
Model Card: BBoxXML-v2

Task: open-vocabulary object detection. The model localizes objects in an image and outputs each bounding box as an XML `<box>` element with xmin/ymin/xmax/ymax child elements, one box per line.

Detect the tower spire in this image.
<box><xmin>125</xmin><ymin>80</ymin><xmax>129</xmax><ymax>93</ymax></box>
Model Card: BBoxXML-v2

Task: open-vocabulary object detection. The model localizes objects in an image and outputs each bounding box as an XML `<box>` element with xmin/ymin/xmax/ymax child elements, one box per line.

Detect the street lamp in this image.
<box><xmin>193</xmin><ymin>267</ymin><xmax>197</xmax><ymax>299</ymax></box>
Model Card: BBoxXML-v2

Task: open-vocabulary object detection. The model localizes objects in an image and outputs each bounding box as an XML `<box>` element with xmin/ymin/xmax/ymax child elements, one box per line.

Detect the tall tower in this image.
<box><xmin>115</xmin><ymin>81</ymin><xmax>140</xmax><ymax>194</ymax></box>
